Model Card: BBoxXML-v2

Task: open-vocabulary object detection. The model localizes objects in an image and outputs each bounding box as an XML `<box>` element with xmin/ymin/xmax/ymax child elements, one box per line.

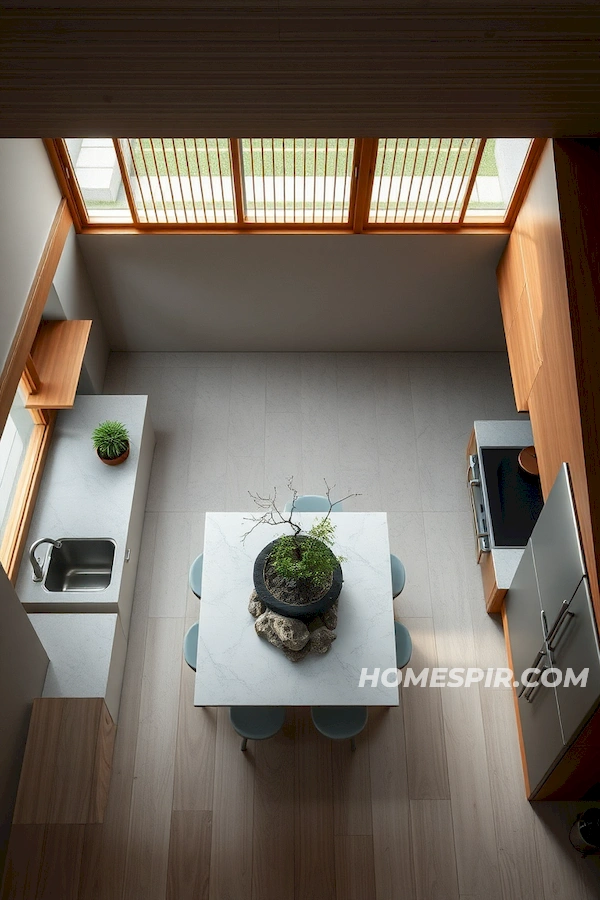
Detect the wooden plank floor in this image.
<box><xmin>3</xmin><ymin>351</ymin><xmax>600</xmax><ymax>900</ymax></box>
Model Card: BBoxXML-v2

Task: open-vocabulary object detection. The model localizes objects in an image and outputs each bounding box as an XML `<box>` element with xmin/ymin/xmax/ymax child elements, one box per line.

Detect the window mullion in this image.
<box><xmin>458</xmin><ymin>139</ymin><xmax>486</xmax><ymax>225</ymax></box>
<box><xmin>113</xmin><ymin>139</ymin><xmax>140</xmax><ymax>225</ymax></box>
<box><xmin>230</xmin><ymin>139</ymin><xmax>246</xmax><ymax>225</ymax></box>
<box><xmin>351</xmin><ymin>138</ymin><xmax>378</xmax><ymax>233</ymax></box>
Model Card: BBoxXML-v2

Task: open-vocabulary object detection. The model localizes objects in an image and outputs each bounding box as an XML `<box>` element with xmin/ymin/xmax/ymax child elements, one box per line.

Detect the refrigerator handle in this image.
<box><xmin>545</xmin><ymin>596</ymin><xmax>575</xmax><ymax>650</ymax></box>
<box><xmin>524</xmin><ymin>663</ymin><xmax>549</xmax><ymax>702</ymax></box>
<box><xmin>547</xmin><ymin>611</ymin><xmax>575</xmax><ymax>654</ymax></box>
<box><xmin>517</xmin><ymin>644</ymin><xmax>547</xmax><ymax>699</ymax></box>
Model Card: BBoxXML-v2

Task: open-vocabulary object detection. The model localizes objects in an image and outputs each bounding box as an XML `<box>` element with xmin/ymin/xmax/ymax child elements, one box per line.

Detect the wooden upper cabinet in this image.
<box><xmin>497</xmin><ymin>229</ymin><xmax>542</xmax><ymax>412</ymax></box>
<box><xmin>497</xmin><ymin>230</ymin><xmax>526</xmax><ymax>333</ymax></box>
<box><xmin>505</xmin><ymin>283</ymin><xmax>542</xmax><ymax>412</ymax></box>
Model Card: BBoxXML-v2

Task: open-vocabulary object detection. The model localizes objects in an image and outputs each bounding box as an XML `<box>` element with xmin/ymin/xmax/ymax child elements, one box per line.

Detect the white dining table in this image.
<box><xmin>194</xmin><ymin>511</ymin><xmax>399</xmax><ymax>707</ymax></box>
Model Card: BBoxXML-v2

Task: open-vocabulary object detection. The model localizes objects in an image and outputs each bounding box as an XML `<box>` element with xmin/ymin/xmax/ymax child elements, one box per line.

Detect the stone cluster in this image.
<box><xmin>248</xmin><ymin>590</ymin><xmax>338</xmax><ymax>662</ymax></box>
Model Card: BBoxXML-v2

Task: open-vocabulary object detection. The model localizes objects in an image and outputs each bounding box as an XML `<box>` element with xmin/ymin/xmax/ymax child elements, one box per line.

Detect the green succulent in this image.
<box><xmin>92</xmin><ymin>420</ymin><xmax>130</xmax><ymax>459</ymax></box>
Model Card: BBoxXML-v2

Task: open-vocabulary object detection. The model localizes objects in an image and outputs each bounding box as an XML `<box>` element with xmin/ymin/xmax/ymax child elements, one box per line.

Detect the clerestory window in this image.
<box><xmin>48</xmin><ymin>137</ymin><xmax>542</xmax><ymax>232</ymax></box>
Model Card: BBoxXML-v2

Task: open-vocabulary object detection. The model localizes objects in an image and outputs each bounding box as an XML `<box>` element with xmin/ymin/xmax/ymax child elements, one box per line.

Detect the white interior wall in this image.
<box><xmin>0</xmin><ymin>140</ymin><xmax>62</xmax><ymax>375</ymax></box>
<box><xmin>79</xmin><ymin>233</ymin><xmax>509</xmax><ymax>352</ymax></box>
<box><xmin>51</xmin><ymin>227</ymin><xmax>109</xmax><ymax>393</ymax></box>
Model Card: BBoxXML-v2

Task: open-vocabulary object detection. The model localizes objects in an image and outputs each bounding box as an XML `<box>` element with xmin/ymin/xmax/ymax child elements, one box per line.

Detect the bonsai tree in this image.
<box><xmin>92</xmin><ymin>420</ymin><xmax>130</xmax><ymax>460</ymax></box>
<box><xmin>244</xmin><ymin>478</ymin><xmax>358</xmax><ymax>593</ymax></box>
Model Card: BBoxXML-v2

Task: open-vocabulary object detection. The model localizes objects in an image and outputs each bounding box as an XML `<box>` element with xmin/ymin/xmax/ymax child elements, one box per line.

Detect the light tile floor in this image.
<box><xmin>93</xmin><ymin>350</ymin><xmax>600</xmax><ymax>900</ymax></box>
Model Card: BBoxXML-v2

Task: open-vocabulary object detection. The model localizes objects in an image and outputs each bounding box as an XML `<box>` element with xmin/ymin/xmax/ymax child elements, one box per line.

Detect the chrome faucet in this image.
<box><xmin>29</xmin><ymin>538</ymin><xmax>62</xmax><ymax>582</ymax></box>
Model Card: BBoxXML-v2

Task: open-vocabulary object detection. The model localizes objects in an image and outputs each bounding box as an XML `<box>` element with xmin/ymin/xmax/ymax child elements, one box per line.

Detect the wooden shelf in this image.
<box><xmin>24</xmin><ymin>319</ymin><xmax>92</xmax><ymax>409</ymax></box>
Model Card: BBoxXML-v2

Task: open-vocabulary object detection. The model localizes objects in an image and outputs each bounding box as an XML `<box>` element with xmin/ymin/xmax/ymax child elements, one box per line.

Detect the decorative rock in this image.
<box><xmin>255</xmin><ymin>611</ymin><xmax>284</xmax><ymax>649</ymax></box>
<box><xmin>308</xmin><ymin>615</ymin><xmax>324</xmax><ymax>632</ymax></box>
<box><xmin>310</xmin><ymin>626</ymin><xmax>337</xmax><ymax>654</ymax></box>
<box><xmin>283</xmin><ymin>643</ymin><xmax>312</xmax><ymax>663</ymax></box>
<box><xmin>322</xmin><ymin>600</ymin><xmax>338</xmax><ymax>631</ymax></box>
<box><xmin>254</xmin><ymin>609</ymin><xmax>310</xmax><ymax>652</ymax></box>
<box><xmin>272</xmin><ymin>613</ymin><xmax>310</xmax><ymax>651</ymax></box>
<box><xmin>251</xmin><ymin>593</ymin><xmax>338</xmax><ymax>661</ymax></box>
<box><xmin>248</xmin><ymin>591</ymin><xmax>265</xmax><ymax>618</ymax></box>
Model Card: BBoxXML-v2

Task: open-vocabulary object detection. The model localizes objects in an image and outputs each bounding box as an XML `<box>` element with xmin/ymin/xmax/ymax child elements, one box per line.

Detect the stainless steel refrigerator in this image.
<box><xmin>504</xmin><ymin>463</ymin><xmax>600</xmax><ymax>795</ymax></box>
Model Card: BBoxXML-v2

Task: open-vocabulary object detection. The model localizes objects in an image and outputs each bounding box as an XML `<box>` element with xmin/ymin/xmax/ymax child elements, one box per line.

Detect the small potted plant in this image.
<box><xmin>245</xmin><ymin>479</ymin><xmax>355</xmax><ymax>619</ymax></box>
<box><xmin>92</xmin><ymin>420</ymin><xmax>130</xmax><ymax>466</ymax></box>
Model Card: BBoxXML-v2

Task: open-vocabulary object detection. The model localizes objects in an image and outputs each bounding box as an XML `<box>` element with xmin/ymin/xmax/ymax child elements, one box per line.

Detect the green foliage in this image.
<box><xmin>270</xmin><ymin>519</ymin><xmax>343</xmax><ymax>588</ymax></box>
<box><xmin>92</xmin><ymin>420</ymin><xmax>130</xmax><ymax>459</ymax></box>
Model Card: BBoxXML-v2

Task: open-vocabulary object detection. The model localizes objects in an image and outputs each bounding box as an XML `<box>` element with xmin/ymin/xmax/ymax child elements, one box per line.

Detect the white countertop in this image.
<box><xmin>491</xmin><ymin>547</ymin><xmax>525</xmax><ymax>590</ymax></box>
<box><xmin>195</xmin><ymin>512</ymin><xmax>400</xmax><ymax>707</ymax></box>
<box><xmin>17</xmin><ymin>395</ymin><xmax>148</xmax><ymax>610</ymax></box>
<box><xmin>474</xmin><ymin>418</ymin><xmax>533</xmax><ymax>449</ymax></box>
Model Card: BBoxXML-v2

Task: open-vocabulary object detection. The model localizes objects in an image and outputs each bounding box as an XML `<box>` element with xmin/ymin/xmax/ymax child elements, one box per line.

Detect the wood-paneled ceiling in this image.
<box><xmin>1</xmin><ymin>2</ymin><xmax>600</xmax><ymax>137</ymax></box>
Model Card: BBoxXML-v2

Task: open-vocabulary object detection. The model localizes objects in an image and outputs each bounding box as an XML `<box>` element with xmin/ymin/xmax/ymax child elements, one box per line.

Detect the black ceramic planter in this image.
<box><xmin>253</xmin><ymin>536</ymin><xmax>343</xmax><ymax>620</ymax></box>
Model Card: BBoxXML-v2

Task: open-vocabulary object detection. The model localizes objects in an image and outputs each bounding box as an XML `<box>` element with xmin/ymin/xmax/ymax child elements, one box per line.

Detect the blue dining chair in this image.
<box><xmin>394</xmin><ymin>621</ymin><xmax>413</xmax><ymax>669</ymax></box>
<box><xmin>229</xmin><ymin>706</ymin><xmax>287</xmax><ymax>751</ymax></box>
<box><xmin>189</xmin><ymin>553</ymin><xmax>203</xmax><ymax>599</ymax></box>
<box><xmin>284</xmin><ymin>494</ymin><xmax>344</xmax><ymax>513</ymax></box>
<box><xmin>390</xmin><ymin>553</ymin><xmax>406</xmax><ymax>598</ymax></box>
<box><xmin>311</xmin><ymin>706</ymin><xmax>368</xmax><ymax>751</ymax></box>
<box><xmin>183</xmin><ymin>621</ymin><xmax>199</xmax><ymax>671</ymax></box>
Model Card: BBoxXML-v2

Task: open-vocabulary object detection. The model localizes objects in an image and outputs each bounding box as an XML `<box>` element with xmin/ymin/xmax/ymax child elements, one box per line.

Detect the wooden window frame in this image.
<box><xmin>0</xmin><ymin>200</ymin><xmax>72</xmax><ymax>583</ymax></box>
<box><xmin>46</xmin><ymin>137</ymin><xmax>546</xmax><ymax>236</ymax></box>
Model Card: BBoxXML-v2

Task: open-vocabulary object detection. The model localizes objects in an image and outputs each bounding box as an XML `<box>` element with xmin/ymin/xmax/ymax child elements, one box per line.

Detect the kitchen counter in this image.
<box><xmin>16</xmin><ymin>394</ymin><xmax>154</xmax><ymax>635</ymax></box>
<box><xmin>28</xmin><ymin>613</ymin><xmax>127</xmax><ymax>722</ymax></box>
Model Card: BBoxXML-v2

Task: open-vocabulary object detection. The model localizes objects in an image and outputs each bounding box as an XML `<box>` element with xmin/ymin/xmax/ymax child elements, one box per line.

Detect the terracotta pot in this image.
<box><xmin>253</xmin><ymin>536</ymin><xmax>343</xmax><ymax>620</ymax></box>
<box><xmin>97</xmin><ymin>444</ymin><xmax>130</xmax><ymax>466</ymax></box>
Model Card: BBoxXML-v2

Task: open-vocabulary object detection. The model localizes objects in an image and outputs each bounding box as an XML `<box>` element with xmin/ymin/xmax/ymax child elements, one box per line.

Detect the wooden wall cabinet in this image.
<box><xmin>497</xmin><ymin>231</ymin><xmax>542</xmax><ymax>412</ymax></box>
<box><xmin>496</xmin><ymin>139</ymin><xmax>600</xmax><ymax>800</ymax></box>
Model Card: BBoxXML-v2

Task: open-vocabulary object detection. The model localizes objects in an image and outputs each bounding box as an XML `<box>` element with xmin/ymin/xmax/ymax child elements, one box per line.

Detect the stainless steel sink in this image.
<box><xmin>44</xmin><ymin>539</ymin><xmax>116</xmax><ymax>592</ymax></box>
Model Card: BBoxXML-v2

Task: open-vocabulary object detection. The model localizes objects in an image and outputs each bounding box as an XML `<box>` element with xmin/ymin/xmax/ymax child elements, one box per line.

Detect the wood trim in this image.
<box><xmin>43</xmin><ymin>140</ymin><xmax>86</xmax><ymax>233</ymax></box>
<box><xmin>501</xmin><ymin>603</ymin><xmax>531</xmax><ymax>798</ymax></box>
<box><xmin>21</xmin><ymin>354</ymin><xmax>41</xmax><ymax>396</ymax></box>
<box><xmin>0</xmin><ymin>199</ymin><xmax>71</xmax><ymax>436</ymax></box>
<box><xmin>480</xmin><ymin>551</ymin><xmax>506</xmax><ymax>614</ymax></box>
<box><xmin>0</xmin><ymin>412</ymin><xmax>56</xmax><ymax>583</ymax></box>
<box><xmin>352</xmin><ymin>138</ymin><xmax>378</xmax><ymax>233</ymax></box>
<box><xmin>74</xmin><ymin>221</ymin><xmax>511</xmax><ymax>236</ymax></box>
<box><xmin>458</xmin><ymin>138</ymin><xmax>487</xmax><ymax>225</ymax></box>
<box><xmin>229</xmin><ymin>138</ymin><xmax>246</xmax><ymax>224</ymax></box>
<box><xmin>113</xmin><ymin>137</ymin><xmax>140</xmax><ymax>225</ymax></box>
<box><xmin>503</xmin><ymin>138</ymin><xmax>547</xmax><ymax>231</ymax></box>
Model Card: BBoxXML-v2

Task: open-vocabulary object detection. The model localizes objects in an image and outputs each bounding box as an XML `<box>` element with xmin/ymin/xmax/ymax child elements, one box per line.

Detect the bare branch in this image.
<box><xmin>321</xmin><ymin>479</ymin><xmax>361</xmax><ymax>522</ymax></box>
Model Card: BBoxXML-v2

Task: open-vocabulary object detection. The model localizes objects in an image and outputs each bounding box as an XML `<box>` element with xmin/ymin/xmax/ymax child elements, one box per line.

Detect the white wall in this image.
<box><xmin>51</xmin><ymin>227</ymin><xmax>110</xmax><ymax>393</ymax></box>
<box><xmin>0</xmin><ymin>567</ymin><xmax>48</xmax><ymax>873</ymax></box>
<box><xmin>78</xmin><ymin>233</ymin><xmax>509</xmax><ymax>352</ymax></box>
<box><xmin>0</xmin><ymin>140</ymin><xmax>62</xmax><ymax>375</ymax></box>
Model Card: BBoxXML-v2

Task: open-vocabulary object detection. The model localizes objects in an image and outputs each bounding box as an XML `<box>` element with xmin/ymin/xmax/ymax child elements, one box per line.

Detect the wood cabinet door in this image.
<box><xmin>505</xmin><ymin>282</ymin><xmax>543</xmax><ymax>412</ymax></box>
<box><xmin>497</xmin><ymin>230</ymin><xmax>526</xmax><ymax>333</ymax></box>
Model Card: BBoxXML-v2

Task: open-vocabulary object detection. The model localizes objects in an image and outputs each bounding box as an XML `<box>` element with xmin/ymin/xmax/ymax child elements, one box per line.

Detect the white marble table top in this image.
<box><xmin>194</xmin><ymin>512</ymin><xmax>399</xmax><ymax>707</ymax></box>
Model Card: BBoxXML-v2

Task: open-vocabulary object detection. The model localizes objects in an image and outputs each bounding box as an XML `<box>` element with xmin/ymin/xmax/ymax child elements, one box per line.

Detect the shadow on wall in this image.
<box><xmin>78</xmin><ymin>233</ymin><xmax>509</xmax><ymax>353</ymax></box>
